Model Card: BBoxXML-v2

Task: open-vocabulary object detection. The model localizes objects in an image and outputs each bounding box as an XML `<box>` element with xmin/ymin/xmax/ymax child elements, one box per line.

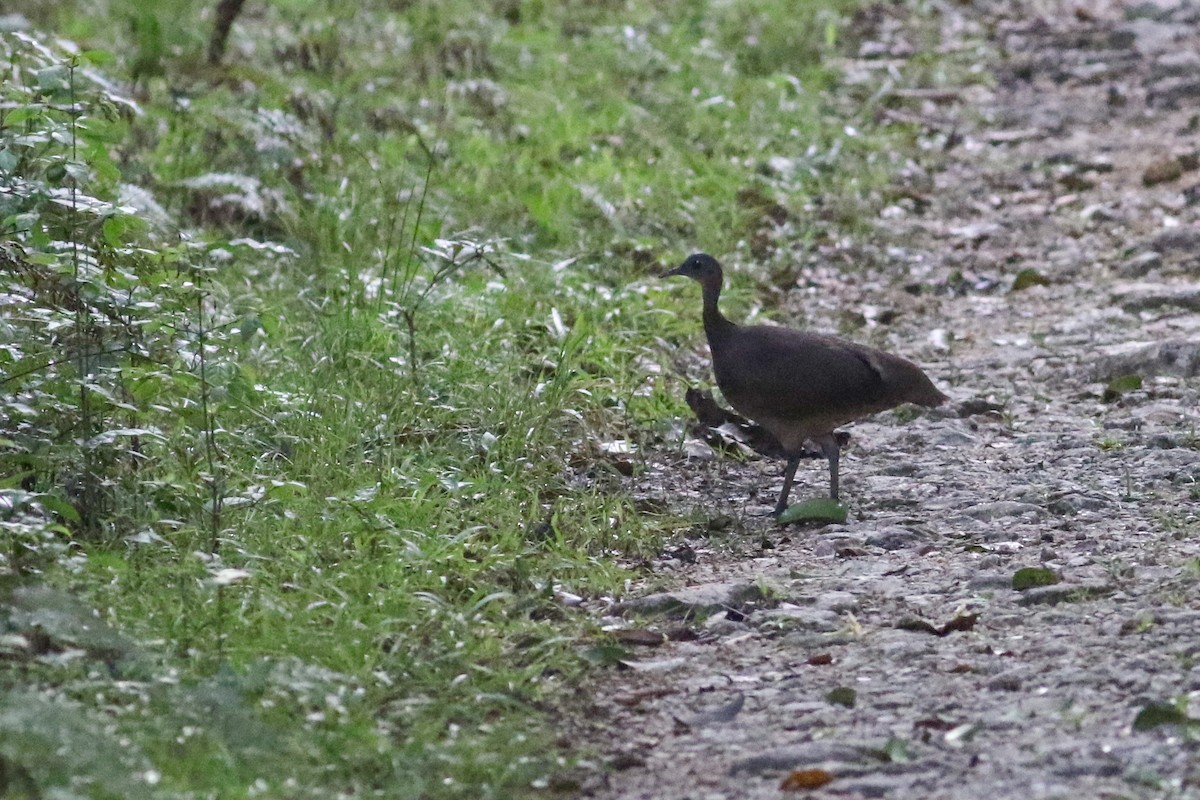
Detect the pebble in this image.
<box><xmin>865</xmin><ymin>526</ymin><xmax>921</xmax><ymax>550</ymax></box>
<box><xmin>1091</xmin><ymin>339</ymin><xmax>1200</xmax><ymax>380</ymax></box>
<box><xmin>1150</xmin><ymin>50</ymin><xmax>1200</xmax><ymax>81</ymax></box>
<box><xmin>1017</xmin><ymin>583</ymin><xmax>1111</xmax><ymax>606</ymax></box>
<box><xmin>986</xmin><ymin>672</ymin><xmax>1024</xmax><ymax>691</ymax></box>
<box><xmin>1143</xmin><ymin>156</ymin><xmax>1183</xmax><ymax>186</ymax></box>
<box><xmin>759</xmin><ymin>606</ymin><xmax>841</xmax><ymax>633</ymax></box>
<box><xmin>967</xmin><ymin>572</ymin><xmax>1014</xmax><ymax>590</ymax></box>
<box><xmin>728</xmin><ymin>742</ymin><xmax>874</xmax><ymax>776</ymax></box>
<box><xmin>1112</xmin><ymin>283</ymin><xmax>1200</xmax><ymax>313</ymax></box>
<box><xmin>814</xmin><ymin>591</ymin><xmax>859</xmax><ymax>613</ymax></box>
<box><xmin>1148</xmin><ymin>77</ymin><xmax>1200</xmax><ymax>107</ymax></box>
<box><xmin>1148</xmin><ymin>226</ymin><xmax>1200</xmax><ymax>253</ymax></box>
<box><xmin>614</xmin><ymin>581</ymin><xmax>769</xmax><ymax>617</ymax></box>
<box><xmin>1117</xmin><ymin>251</ymin><xmax>1162</xmax><ymax>278</ymax></box>
<box><xmin>963</xmin><ymin>501</ymin><xmax>1045</xmax><ymax>520</ymax></box>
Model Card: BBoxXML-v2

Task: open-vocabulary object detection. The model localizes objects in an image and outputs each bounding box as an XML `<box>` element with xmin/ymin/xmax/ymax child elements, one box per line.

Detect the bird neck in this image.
<box><xmin>701</xmin><ymin>279</ymin><xmax>735</xmax><ymax>342</ymax></box>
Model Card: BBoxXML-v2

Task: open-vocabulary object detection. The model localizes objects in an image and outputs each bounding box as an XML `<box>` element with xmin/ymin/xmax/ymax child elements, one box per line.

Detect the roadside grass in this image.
<box><xmin>0</xmin><ymin>0</ymin><xmax>936</xmax><ymax>796</ymax></box>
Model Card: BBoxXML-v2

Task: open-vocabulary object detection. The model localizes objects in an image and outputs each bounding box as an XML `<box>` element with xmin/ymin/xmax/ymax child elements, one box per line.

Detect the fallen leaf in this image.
<box><xmin>611</xmin><ymin>629</ymin><xmax>666</xmax><ymax>647</ymax></box>
<box><xmin>1011</xmin><ymin>268</ymin><xmax>1050</xmax><ymax>292</ymax></box>
<box><xmin>827</xmin><ymin>687</ymin><xmax>856</xmax><ymax>707</ymax></box>
<box><xmin>781</xmin><ymin>769</ymin><xmax>835</xmax><ymax>791</ymax></box>
<box><xmin>913</xmin><ymin>716</ymin><xmax>957</xmax><ymax>732</ymax></box>
<box><xmin>806</xmin><ymin>653</ymin><xmax>833</xmax><ymax>666</ymax></box>
<box><xmin>897</xmin><ymin>612</ymin><xmax>978</xmax><ymax>636</ymax></box>
<box><xmin>896</xmin><ymin>616</ymin><xmax>940</xmax><ymax>635</ymax></box>
<box><xmin>1133</xmin><ymin>701</ymin><xmax>1200</xmax><ymax>731</ymax></box>
<box><xmin>938</xmin><ymin>612</ymin><xmax>979</xmax><ymax>635</ymax></box>
<box><xmin>580</xmin><ymin>644</ymin><xmax>630</xmax><ymax>667</ymax></box>
<box><xmin>877</xmin><ymin>736</ymin><xmax>912</xmax><ymax>764</ymax></box>
<box><xmin>1012</xmin><ymin>567</ymin><xmax>1059</xmax><ymax>591</ymax></box>
<box><xmin>778</xmin><ymin>498</ymin><xmax>848</xmax><ymax>525</ymax></box>
<box><xmin>1103</xmin><ymin>374</ymin><xmax>1142</xmax><ymax>402</ymax></box>
<box><xmin>944</xmin><ymin>722</ymin><xmax>982</xmax><ymax>747</ymax></box>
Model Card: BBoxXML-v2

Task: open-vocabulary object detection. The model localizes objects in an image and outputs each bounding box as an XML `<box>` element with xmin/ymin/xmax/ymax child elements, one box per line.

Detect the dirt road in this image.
<box><xmin>575</xmin><ymin>2</ymin><xmax>1200</xmax><ymax>798</ymax></box>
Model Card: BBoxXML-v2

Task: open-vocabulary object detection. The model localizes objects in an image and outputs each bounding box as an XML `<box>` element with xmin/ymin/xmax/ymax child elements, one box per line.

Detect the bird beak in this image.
<box><xmin>659</xmin><ymin>265</ymin><xmax>685</xmax><ymax>279</ymax></box>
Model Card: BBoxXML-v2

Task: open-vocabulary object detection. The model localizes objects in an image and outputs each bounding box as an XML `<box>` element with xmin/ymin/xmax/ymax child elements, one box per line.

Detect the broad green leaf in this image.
<box><xmin>879</xmin><ymin>736</ymin><xmax>912</xmax><ymax>764</ymax></box>
<box><xmin>1011</xmin><ymin>268</ymin><xmax>1050</xmax><ymax>292</ymax></box>
<box><xmin>579</xmin><ymin>643</ymin><xmax>630</xmax><ymax>667</ymax></box>
<box><xmin>1103</xmin><ymin>374</ymin><xmax>1142</xmax><ymax>402</ymax></box>
<box><xmin>1012</xmin><ymin>567</ymin><xmax>1059</xmax><ymax>591</ymax></box>
<box><xmin>778</xmin><ymin>497</ymin><xmax>848</xmax><ymax>524</ymax></box>
<box><xmin>36</xmin><ymin>493</ymin><xmax>80</xmax><ymax>522</ymax></box>
<box><xmin>1133</xmin><ymin>701</ymin><xmax>1196</xmax><ymax>731</ymax></box>
<box><xmin>79</xmin><ymin>49</ymin><xmax>115</xmax><ymax>65</ymax></box>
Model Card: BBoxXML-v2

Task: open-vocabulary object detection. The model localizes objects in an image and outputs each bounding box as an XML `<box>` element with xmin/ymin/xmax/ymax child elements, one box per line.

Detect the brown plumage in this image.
<box><xmin>663</xmin><ymin>253</ymin><xmax>947</xmax><ymax>515</ymax></box>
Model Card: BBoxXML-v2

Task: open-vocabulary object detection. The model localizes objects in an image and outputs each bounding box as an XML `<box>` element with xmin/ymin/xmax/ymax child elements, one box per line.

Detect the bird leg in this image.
<box><xmin>813</xmin><ymin>433</ymin><xmax>841</xmax><ymax>500</ymax></box>
<box><xmin>773</xmin><ymin>455</ymin><xmax>802</xmax><ymax>516</ymax></box>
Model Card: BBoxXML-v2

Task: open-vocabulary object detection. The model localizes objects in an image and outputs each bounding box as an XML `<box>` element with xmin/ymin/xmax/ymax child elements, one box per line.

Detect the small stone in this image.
<box><xmin>1047</xmin><ymin>493</ymin><xmax>1110</xmax><ymax>514</ymax></box>
<box><xmin>682</xmin><ymin>438</ymin><xmax>716</xmax><ymax>461</ymax></box>
<box><xmin>1080</xmin><ymin>203</ymin><xmax>1116</xmax><ymax>221</ymax></box>
<box><xmin>1143</xmin><ymin>156</ymin><xmax>1183</xmax><ymax>186</ymax></box>
<box><xmin>1091</xmin><ymin>339</ymin><xmax>1200</xmax><ymax>380</ymax></box>
<box><xmin>963</xmin><ymin>501</ymin><xmax>1045</xmax><ymax>520</ymax></box>
<box><xmin>1149</xmin><ymin>50</ymin><xmax>1200</xmax><ymax>82</ymax></box>
<box><xmin>967</xmin><ymin>572</ymin><xmax>1013</xmax><ymax>590</ymax></box>
<box><xmin>950</xmin><ymin>222</ymin><xmax>1002</xmax><ymax>243</ymax></box>
<box><xmin>1126</xmin><ymin>2</ymin><xmax>1170</xmax><ymax>21</ymax></box>
<box><xmin>837</xmin><ymin>775</ymin><xmax>913</xmax><ymax>798</ymax></box>
<box><xmin>729</xmin><ymin>742</ymin><xmax>873</xmax><ymax>776</ymax></box>
<box><xmin>987</xmin><ymin>672</ymin><xmax>1023</xmax><ymax>691</ymax></box>
<box><xmin>815</xmin><ymin>591</ymin><xmax>859</xmax><ymax>613</ymax></box>
<box><xmin>761</xmin><ymin>605</ymin><xmax>841</xmax><ymax>633</ymax></box>
<box><xmin>1113</xmin><ymin>283</ymin><xmax>1200</xmax><ymax>313</ymax></box>
<box><xmin>704</xmin><ymin>614</ymin><xmax>747</xmax><ymax>635</ymax></box>
<box><xmin>1148</xmin><ymin>226</ymin><xmax>1200</xmax><ymax>252</ymax></box>
<box><xmin>1148</xmin><ymin>433</ymin><xmax>1178</xmax><ymax>449</ymax></box>
<box><xmin>1118</xmin><ymin>251</ymin><xmax>1162</xmax><ymax>278</ymax></box>
<box><xmin>865</xmin><ymin>526</ymin><xmax>921</xmax><ymax>550</ymax></box>
<box><xmin>1149</xmin><ymin>77</ymin><xmax>1200</xmax><ymax>108</ymax></box>
<box><xmin>615</xmin><ymin>581</ymin><xmax>771</xmax><ymax>617</ymax></box>
<box><xmin>929</xmin><ymin>428</ymin><xmax>979</xmax><ymax>447</ymax></box>
<box><xmin>1113</xmin><ymin>19</ymin><xmax>1180</xmax><ymax>55</ymax></box>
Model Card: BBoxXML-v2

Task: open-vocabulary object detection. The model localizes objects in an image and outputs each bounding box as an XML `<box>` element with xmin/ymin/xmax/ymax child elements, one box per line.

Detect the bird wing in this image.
<box><xmin>710</xmin><ymin>326</ymin><xmax>891</xmax><ymax>422</ymax></box>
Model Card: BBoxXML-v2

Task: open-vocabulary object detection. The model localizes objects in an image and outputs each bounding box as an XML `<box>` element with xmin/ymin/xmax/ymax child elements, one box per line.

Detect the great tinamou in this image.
<box><xmin>662</xmin><ymin>253</ymin><xmax>948</xmax><ymax>515</ymax></box>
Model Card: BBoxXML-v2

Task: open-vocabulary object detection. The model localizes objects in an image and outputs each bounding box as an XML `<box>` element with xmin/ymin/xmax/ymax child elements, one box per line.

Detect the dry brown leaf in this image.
<box><xmin>897</xmin><ymin>612</ymin><xmax>979</xmax><ymax>636</ymax></box>
<box><xmin>780</xmin><ymin>769</ymin><xmax>835</xmax><ymax>791</ymax></box>
<box><xmin>612</xmin><ymin>629</ymin><xmax>666</xmax><ymax>647</ymax></box>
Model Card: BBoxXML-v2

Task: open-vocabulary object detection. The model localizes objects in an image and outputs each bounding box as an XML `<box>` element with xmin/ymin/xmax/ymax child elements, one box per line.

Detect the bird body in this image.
<box><xmin>664</xmin><ymin>253</ymin><xmax>947</xmax><ymax>514</ymax></box>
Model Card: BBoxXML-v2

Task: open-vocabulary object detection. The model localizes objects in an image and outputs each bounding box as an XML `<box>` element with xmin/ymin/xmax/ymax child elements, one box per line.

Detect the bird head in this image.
<box><xmin>660</xmin><ymin>253</ymin><xmax>723</xmax><ymax>288</ymax></box>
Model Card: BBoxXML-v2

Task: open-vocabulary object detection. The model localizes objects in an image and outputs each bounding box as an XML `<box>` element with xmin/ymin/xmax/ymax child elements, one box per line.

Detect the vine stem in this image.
<box><xmin>196</xmin><ymin>287</ymin><xmax>221</xmax><ymax>552</ymax></box>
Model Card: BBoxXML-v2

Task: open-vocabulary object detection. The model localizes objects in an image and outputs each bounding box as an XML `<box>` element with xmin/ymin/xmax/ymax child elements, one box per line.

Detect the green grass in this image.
<box><xmin>0</xmin><ymin>0</ymin><xmax>939</xmax><ymax>796</ymax></box>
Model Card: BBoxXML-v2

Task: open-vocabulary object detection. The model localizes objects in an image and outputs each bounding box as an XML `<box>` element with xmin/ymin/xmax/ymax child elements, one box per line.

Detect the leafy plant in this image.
<box><xmin>0</xmin><ymin>0</ymin><xmax>922</xmax><ymax>794</ymax></box>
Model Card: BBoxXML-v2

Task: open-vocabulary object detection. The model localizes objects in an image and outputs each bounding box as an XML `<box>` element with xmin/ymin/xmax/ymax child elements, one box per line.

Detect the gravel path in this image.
<box><xmin>573</xmin><ymin>2</ymin><xmax>1200</xmax><ymax>798</ymax></box>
